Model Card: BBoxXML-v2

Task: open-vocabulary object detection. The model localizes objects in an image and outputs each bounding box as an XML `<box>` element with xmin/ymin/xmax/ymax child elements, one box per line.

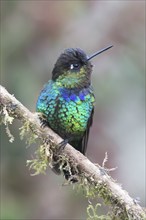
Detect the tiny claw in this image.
<box><xmin>36</xmin><ymin>112</ymin><xmax>48</xmax><ymax>128</ymax></box>
<box><xmin>57</xmin><ymin>139</ymin><xmax>68</xmax><ymax>153</ymax></box>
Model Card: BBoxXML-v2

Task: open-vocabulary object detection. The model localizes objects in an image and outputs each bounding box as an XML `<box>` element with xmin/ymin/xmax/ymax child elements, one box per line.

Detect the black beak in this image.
<box><xmin>87</xmin><ymin>45</ymin><xmax>113</xmax><ymax>61</ymax></box>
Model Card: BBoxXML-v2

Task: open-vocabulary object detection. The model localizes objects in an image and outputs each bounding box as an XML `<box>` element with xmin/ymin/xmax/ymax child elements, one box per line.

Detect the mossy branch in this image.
<box><xmin>0</xmin><ymin>85</ymin><xmax>145</xmax><ymax>219</ymax></box>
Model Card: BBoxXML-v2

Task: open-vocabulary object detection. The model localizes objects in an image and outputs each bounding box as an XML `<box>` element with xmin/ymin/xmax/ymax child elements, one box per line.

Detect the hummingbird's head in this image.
<box><xmin>52</xmin><ymin>45</ymin><xmax>113</xmax><ymax>89</ymax></box>
<box><xmin>52</xmin><ymin>48</ymin><xmax>92</xmax><ymax>89</ymax></box>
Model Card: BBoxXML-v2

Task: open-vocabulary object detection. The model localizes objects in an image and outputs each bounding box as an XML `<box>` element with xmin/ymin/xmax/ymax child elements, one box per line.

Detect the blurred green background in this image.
<box><xmin>1</xmin><ymin>1</ymin><xmax>145</xmax><ymax>219</ymax></box>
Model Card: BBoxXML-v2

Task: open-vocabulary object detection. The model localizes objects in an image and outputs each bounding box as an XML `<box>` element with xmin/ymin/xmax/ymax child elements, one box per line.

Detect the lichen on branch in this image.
<box><xmin>0</xmin><ymin>85</ymin><xmax>145</xmax><ymax>220</ymax></box>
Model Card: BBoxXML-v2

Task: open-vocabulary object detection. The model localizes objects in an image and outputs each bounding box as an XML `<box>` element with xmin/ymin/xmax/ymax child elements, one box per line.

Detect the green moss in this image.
<box><xmin>26</xmin><ymin>144</ymin><xmax>48</xmax><ymax>175</ymax></box>
<box><xmin>0</xmin><ymin>105</ymin><xmax>14</xmax><ymax>142</ymax></box>
<box><xmin>19</xmin><ymin>120</ymin><xmax>38</xmax><ymax>146</ymax></box>
<box><xmin>87</xmin><ymin>203</ymin><xmax>111</xmax><ymax>220</ymax></box>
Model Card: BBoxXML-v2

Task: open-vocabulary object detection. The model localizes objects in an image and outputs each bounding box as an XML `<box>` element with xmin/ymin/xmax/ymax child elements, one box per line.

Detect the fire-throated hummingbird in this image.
<box><xmin>36</xmin><ymin>45</ymin><xmax>113</xmax><ymax>162</ymax></box>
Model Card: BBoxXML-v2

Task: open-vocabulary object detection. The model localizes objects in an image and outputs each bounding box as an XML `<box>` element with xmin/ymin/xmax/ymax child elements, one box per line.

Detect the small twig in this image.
<box><xmin>102</xmin><ymin>152</ymin><xmax>117</xmax><ymax>174</ymax></box>
<box><xmin>102</xmin><ymin>151</ymin><xmax>109</xmax><ymax>167</ymax></box>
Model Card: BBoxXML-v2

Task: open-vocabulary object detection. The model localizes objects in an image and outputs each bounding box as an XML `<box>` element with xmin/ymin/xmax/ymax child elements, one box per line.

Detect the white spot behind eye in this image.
<box><xmin>70</xmin><ymin>64</ymin><xmax>74</xmax><ymax>70</ymax></box>
<box><xmin>70</xmin><ymin>63</ymin><xmax>80</xmax><ymax>70</ymax></box>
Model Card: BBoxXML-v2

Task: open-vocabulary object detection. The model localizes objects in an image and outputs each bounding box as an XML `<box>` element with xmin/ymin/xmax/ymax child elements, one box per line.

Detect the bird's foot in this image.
<box><xmin>35</xmin><ymin>112</ymin><xmax>48</xmax><ymax>128</ymax></box>
<box><xmin>57</xmin><ymin>139</ymin><xmax>69</xmax><ymax>153</ymax></box>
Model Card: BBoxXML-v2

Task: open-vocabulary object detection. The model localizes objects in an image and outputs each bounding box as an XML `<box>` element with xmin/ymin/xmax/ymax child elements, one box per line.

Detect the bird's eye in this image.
<box><xmin>70</xmin><ymin>63</ymin><xmax>80</xmax><ymax>70</ymax></box>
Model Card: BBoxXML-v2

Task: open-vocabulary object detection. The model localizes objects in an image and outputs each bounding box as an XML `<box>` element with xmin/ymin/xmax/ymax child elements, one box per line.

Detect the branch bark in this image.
<box><xmin>0</xmin><ymin>85</ymin><xmax>145</xmax><ymax>219</ymax></box>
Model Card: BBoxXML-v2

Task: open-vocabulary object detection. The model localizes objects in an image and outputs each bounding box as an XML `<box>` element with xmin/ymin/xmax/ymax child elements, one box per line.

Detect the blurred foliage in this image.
<box><xmin>0</xmin><ymin>1</ymin><xmax>145</xmax><ymax>219</ymax></box>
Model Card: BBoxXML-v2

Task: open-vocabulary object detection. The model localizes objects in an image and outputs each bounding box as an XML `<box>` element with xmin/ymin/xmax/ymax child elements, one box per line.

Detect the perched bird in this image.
<box><xmin>36</xmin><ymin>46</ymin><xmax>113</xmax><ymax>157</ymax></box>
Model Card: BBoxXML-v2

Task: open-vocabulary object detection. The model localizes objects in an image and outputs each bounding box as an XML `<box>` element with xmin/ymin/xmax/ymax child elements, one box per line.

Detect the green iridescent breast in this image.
<box><xmin>36</xmin><ymin>80</ymin><xmax>95</xmax><ymax>137</ymax></box>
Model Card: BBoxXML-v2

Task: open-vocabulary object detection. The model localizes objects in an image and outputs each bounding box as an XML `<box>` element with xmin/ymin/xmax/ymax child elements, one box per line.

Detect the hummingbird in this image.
<box><xmin>36</xmin><ymin>45</ymin><xmax>113</xmax><ymax>162</ymax></box>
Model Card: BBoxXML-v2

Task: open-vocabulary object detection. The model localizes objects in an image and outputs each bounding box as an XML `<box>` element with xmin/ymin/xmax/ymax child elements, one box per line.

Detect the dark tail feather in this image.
<box><xmin>69</xmin><ymin>137</ymin><xmax>87</xmax><ymax>155</ymax></box>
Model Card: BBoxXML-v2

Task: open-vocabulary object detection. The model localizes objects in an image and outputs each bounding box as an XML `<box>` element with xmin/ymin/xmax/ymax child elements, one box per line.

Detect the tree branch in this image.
<box><xmin>0</xmin><ymin>85</ymin><xmax>145</xmax><ymax>219</ymax></box>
